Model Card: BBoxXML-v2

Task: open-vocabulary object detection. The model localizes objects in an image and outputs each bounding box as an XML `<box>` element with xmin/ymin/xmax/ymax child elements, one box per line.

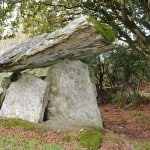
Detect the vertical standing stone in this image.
<box><xmin>0</xmin><ymin>73</ymin><xmax>49</xmax><ymax>123</ymax></box>
<box><xmin>45</xmin><ymin>60</ymin><xmax>103</xmax><ymax>131</ymax></box>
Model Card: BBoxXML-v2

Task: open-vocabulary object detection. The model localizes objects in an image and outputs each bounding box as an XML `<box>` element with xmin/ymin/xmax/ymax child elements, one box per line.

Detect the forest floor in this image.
<box><xmin>0</xmin><ymin>103</ymin><xmax>150</xmax><ymax>150</ymax></box>
<box><xmin>99</xmin><ymin>103</ymin><xmax>150</xmax><ymax>150</ymax></box>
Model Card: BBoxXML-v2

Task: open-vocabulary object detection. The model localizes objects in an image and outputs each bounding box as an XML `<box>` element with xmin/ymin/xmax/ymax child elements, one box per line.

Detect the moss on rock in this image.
<box><xmin>77</xmin><ymin>129</ymin><xmax>103</xmax><ymax>150</ymax></box>
<box><xmin>88</xmin><ymin>16</ymin><xmax>115</xmax><ymax>43</ymax></box>
<box><xmin>0</xmin><ymin>118</ymin><xmax>43</xmax><ymax>132</ymax></box>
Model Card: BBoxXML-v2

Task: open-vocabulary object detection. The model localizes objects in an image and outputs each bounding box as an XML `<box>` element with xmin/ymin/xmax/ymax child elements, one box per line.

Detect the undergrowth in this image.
<box><xmin>111</xmin><ymin>92</ymin><xmax>146</xmax><ymax>109</ymax></box>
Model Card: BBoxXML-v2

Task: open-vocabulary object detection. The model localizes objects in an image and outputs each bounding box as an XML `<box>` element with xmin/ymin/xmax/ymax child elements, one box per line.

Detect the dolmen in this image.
<box><xmin>0</xmin><ymin>15</ymin><xmax>116</xmax><ymax>131</ymax></box>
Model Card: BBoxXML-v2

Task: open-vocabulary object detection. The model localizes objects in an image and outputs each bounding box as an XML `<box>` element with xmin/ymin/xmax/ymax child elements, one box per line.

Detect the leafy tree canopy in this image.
<box><xmin>81</xmin><ymin>0</ymin><xmax>150</xmax><ymax>55</ymax></box>
<box><xmin>0</xmin><ymin>0</ymin><xmax>149</xmax><ymax>55</ymax></box>
<box><xmin>0</xmin><ymin>0</ymin><xmax>80</xmax><ymax>37</ymax></box>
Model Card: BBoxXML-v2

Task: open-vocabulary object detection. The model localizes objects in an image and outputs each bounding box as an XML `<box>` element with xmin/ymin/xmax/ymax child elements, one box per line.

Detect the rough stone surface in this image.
<box><xmin>44</xmin><ymin>60</ymin><xmax>102</xmax><ymax>131</ymax></box>
<box><xmin>0</xmin><ymin>77</ymin><xmax>11</xmax><ymax>109</ymax></box>
<box><xmin>0</xmin><ymin>73</ymin><xmax>49</xmax><ymax>123</ymax></box>
<box><xmin>0</xmin><ymin>15</ymin><xmax>116</xmax><ymax>72</ymax></box>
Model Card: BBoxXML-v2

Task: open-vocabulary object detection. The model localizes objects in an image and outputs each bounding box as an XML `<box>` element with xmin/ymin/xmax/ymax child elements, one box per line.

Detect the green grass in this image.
<box><xmin>0</xmin><ymin>118</ymin><xmax>43</xmax><ymax>132</ymax></box>
<box><xmin>62</xmin><ymin>135</ymin><xmax>71</xmax><ymax>142</ymax></box>
<box><xmin>134</xmin><ymin>141</ymin><xmax>150</xmax><ymax>150</ymax></box>
<box><xmin>0</xmin><ymin>135</ymin><xmax>64</xmax><ymax>150</ymax></box>
<box><xmin>77</xmin><ymin>129</ymin><xmax>103</xmax><ymax>150</ymax></box>
<box><xmin>135</xmin><ymin>114</ymin><xmax>150</xmax><ymax>123</ymax></box>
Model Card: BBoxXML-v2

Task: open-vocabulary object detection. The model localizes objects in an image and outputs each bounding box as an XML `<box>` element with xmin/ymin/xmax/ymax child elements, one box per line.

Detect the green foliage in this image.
<box><xmin>134</xmin><ymin>141</ymin><xmax>150</xmax><ymax>150</ymax></box>
<box><xmin>104</xmin><ymin>48</ymin><xmax>149</xmax><ymax>92</ymax></box>
<box><xmin>1</xmin><ymin>0</ymin><xmax>149</xmax><ymax>56</ymax></box>
<box><xmin>0</xmin><ymin>0</ymin><xmax>79</xmax><ymax>38</ymax></box>
<box><xmin>88</xmin><ymin>16</ymin><xmax>115</xmax><ymax>42</ymax></box>
<box><xmin>112</xmin><ymin>92</ymin><xmax>144</xmax><ymax>108</ymax></box>
<box><xmin>0</xmin><ymin>135</ymin><xmax>64</xmax><ymax>150</ymax></box>
<box><xmin>21</xmin><ymin>0</ymin><xmax>64</xmax><ymax>36</ymax></box>
<box><xmin>86</xmin><ymin>47</ymin><xmax>149</xmax><ymax>105</ymax></box>
<box><xmin>82</xmin><ymin>0</ymin><xmax>149</xmax><ymax>55</ymax></box>
<box><xmin>0</xmin><ymin>118</ymin><xmax>42</xmax><ymax>132</ymax></box>
<box><xmin>130</xmin><ymin>92</ymin><xmax>143</xmax><ymax>105</ymax></box>
<box><xmin>77</xmin><ymin>129</ymin><xmax>102</xmax><ymax>150</ymax></box>
<box><xmin>112</xmin><ymin>92</ymin><xmax>127</xmax><ymax>107</ymax></box>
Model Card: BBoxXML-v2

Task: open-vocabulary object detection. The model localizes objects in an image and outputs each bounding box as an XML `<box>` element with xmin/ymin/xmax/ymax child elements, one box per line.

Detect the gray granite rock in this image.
<box><xmin>44</xmin><ymin>60</ymin><xmax>103</xmax><ymax>131</ymax></box>
<box><xmin>0</xmin><ymin>73</ymin><xmax>49</xmax><ymax>123</ymax></box>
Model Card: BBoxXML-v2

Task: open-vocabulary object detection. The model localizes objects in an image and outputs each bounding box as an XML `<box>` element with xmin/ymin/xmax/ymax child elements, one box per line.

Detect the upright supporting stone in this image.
<box><xmin>45</xmin><ymin>60</ymin><xmax>102</xmax><ymax>131</ymax></box>
<box><xmin>0</xmin><ymin>73</ymin><xmax>49</xmax><ymax>123</ymax></box>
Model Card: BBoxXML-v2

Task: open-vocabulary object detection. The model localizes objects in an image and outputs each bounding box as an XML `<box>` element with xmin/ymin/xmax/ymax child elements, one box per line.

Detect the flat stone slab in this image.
<box><xmin>0</xmin><ymin>73</ymin><xmax>49</xmax><ymax>123</ymax></box>
<box><xmin>44</xmin><ymin>60</ymin><xmax>103</xmax><ymax>131</ymax></box>
<box><xmin>0</xmin><ymin>15</ymin><xmax>116</xmax><ymax>72</ymax></box>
